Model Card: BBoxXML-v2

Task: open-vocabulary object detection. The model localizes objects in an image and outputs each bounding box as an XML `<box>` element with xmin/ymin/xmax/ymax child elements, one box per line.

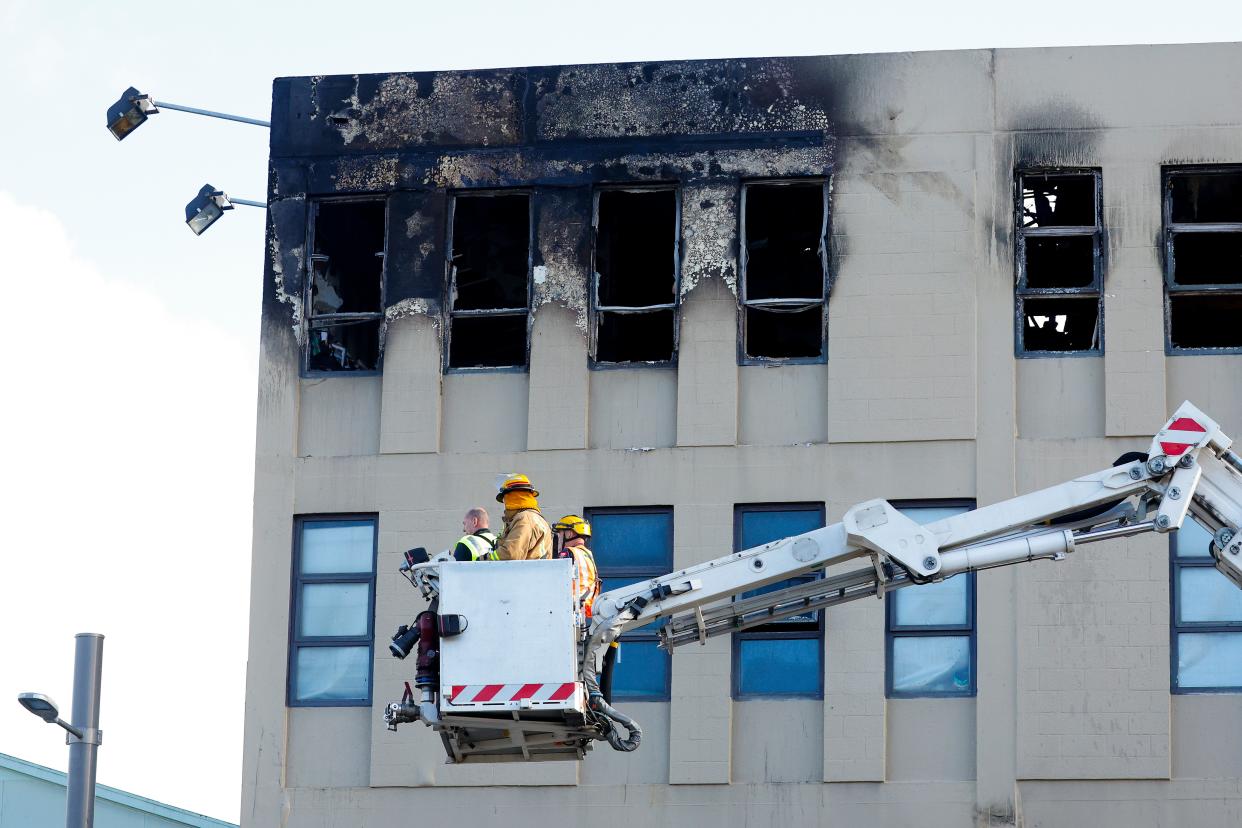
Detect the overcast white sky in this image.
<box><xmin>2</xmin><ymin>1</ymin><xmax>1242</xmax><ymax>822</ymax></box>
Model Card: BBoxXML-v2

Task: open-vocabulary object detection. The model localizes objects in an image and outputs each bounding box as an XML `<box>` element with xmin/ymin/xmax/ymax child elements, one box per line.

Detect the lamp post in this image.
<box><xmin>106</xmin><ymin>86</ymin><xmax>269</xmax><ymax>140</ymax></box>
<box><xmin>17</xmin><ymin>633</ymin><xmax>105</xmax><ymax>828</ymax></box>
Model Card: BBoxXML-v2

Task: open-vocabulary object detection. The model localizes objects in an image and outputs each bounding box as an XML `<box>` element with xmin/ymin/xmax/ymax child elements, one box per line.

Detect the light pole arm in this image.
<box><xmin>151</xmin><ymin>99</ymin><xmax>270</xmax><ymax>128</ymax></box>
<box><xmin>228</xmin><ymin>197</ymin><xmax>268</xmax><ymax>209</ymax></box>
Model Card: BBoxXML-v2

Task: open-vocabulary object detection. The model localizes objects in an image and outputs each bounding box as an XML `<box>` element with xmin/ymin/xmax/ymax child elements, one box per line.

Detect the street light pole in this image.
<box><xmin>65</xmin><ymin>634</ymin><xmax>104</xmax><ymax>828</ymax></box>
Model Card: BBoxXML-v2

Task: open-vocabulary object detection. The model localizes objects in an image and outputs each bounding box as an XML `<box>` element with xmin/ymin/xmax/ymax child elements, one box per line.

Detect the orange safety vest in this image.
<box><xmin>565</xmin><ymin>543</ymin><xmax>600</xmax><ymax>617</ymax></box>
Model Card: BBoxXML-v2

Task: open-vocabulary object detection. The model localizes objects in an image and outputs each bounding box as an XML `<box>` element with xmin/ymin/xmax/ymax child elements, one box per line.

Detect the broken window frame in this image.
<box><xmin>1163</xmin><ymin>165</ymin><xmax>1242</xmax><ymax>355</ymax></box>
<box><xmin>738</xmin><ymin>178</ymin><xmax>832</xmax><ymax>366</ymax></box>
<box><xmin>589</xmin><ymin>184</ymin><xmax>682</xmax><ymax>369</ymax></box>
<box><xmin>302</xmin><ymin>196</ymin><xmax>389</xmax><ymax>377</ymax></box>
<box><xmin>1014</xmin><ymin>168</ymin><xmax>1104</xmax><ymax>358</ymax></box>
<box><xmin>443</xmin><ymin>189</ymin><xmax>534</xmax><ymax>373</ymax></box>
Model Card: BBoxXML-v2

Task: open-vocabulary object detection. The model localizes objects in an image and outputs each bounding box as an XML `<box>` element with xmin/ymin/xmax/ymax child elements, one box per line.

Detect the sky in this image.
<box><xmin>2</xmin><ymin>0</ymin><xmax>1242</xmax><ymax>822</ymax></box>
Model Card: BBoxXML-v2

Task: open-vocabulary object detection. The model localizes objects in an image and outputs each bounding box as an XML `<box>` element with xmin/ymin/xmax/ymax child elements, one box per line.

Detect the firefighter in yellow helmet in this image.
<box><xmin>553</xmin><ymin>515</ymin><xmax>601</xmax><ymax>619</ymax></box>
<box><xmin>487</xmin><ymin>474</ymin><xmax>553</xmax><ymax>561</ymax></box>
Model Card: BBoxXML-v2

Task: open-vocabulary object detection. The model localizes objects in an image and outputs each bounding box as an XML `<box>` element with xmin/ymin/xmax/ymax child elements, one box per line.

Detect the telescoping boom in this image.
<box><xmin>384</xmin><ymin>401</ymin><xmax>1242</xmax><ymax>764</ymax></box>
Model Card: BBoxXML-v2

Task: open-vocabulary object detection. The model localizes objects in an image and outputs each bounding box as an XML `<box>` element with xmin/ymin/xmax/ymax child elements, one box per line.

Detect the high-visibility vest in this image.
<box><xmin>455</xmin><ymin>530</ymin><xmax>497</xmax><ymax>561</ymax></box>
<box><xmin>566</xmin><ymin>544</ymin><xmax>600</xmax><ymax>617</ymax></box>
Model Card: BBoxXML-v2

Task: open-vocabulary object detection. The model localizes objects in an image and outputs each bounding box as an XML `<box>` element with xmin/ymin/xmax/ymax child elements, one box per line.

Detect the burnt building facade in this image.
<box><xmin>244</xmin><ymin>44</ymin><xmax>1242</xmax><ymax>828</ymax></box>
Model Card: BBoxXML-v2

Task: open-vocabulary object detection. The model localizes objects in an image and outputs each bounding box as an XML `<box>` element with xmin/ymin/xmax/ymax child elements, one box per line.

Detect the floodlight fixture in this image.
<box><xmin>106</xmin><ymin>86</ymin><xmax>270</xmax><ymax>141</ymax></box>
<box><xmin>185</xmin><ymin>184</ymin><xmax>266</xmax><ymax>235</ymax></box>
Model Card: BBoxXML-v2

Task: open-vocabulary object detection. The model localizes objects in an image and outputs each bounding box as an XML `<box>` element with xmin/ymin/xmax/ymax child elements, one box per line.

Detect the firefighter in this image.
<box><xmin>452</xmin><ymin>506</ymin><xmax>497</xmax><ymax>561</ymax></box>
<box><xmin>487</xmin><ymin>474</ymin><xmax>553</xmax><ymax>560</ymax></box>
<box><xmin>553</xmin><ymin>515</ymin><xmax>601</xmax><ymax>618</ymax></box>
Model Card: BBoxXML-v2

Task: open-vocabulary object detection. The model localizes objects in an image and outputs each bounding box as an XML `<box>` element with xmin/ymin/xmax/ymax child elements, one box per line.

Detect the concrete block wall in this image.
<box><xmin>244</xmin><ymin>43</ymin><xmax>1242</xmax><ymax>828</ymax></box>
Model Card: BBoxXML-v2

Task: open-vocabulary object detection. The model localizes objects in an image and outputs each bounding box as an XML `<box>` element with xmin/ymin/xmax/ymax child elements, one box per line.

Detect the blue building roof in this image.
<box><xmin>0</xmin><ymin>752</ymin><xmax>236</xmax><ymax>828</ymax></box>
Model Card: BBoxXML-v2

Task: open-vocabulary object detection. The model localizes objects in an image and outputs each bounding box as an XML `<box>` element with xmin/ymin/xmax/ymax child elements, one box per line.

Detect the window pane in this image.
<box><xmin>596</xmin><ymin>189</ymin><xmax>677</xmax><ymax>307</ymax></box>
<box><xmin>738</xmin><ymin>508</ymin><xmax>824</xmax><ymax>551</ymax></box>
<box><xmin>736</xmin><ymin>637</ymin><xmax>821</xmax><ymax>696</ymax></box>
<box><xmin>894</xmin><ymin>575</ymin><xmax>968</xmax><ymax>627</ymax></box>
<box><xmin>891</xmin><ymin>636</ymin><xmax>971</xmax><ymax>694</ymax></box>
<box><xmin>611</xmin><ymin>639</ymin><xmax>669</xmax><ymax>700</ymax></box>
<box><xmin>1178</xmin><ymin>568</ymin><xmax>1242</xmax><ymax>623</ymax></box>
<box><xmin>1021</xmin><ymin>175</ymin><xmax>1096</xmax><ymax>228</ymax></box>
<box><xmin>1171</xmin><ymin>232</ymin><xmax>1242</xmax><ymax>286</ymax></box>
<box><xmin>1169</xmin><ymin>294</ymin><xmax>1242</xmax><ymax>350</ymax></box>
<box><xmin>1024</xmin><ymin>235</ymin><xmax>1095</xmax><ymax>289</ymax></box>
<box><xmin>1021</xmin><ymin>295</ymin><xmax>1100</xmax><ymax>352</ymax></box>
<box><xmin>1175</xmin><ymin>519</ymin><xmax>1214</xmax><ymax>558</ymax></box>
<box><xmin>744</xmin><ymin>305</ymin><xmax>823</xmax><ymax>360</ymax></box>
<box><xmin>596</xmin><ymin>309</ymin><xmax>675</xmax><ymax>363</ymax></box>
<box><xmin>448</xmin><ymin>314</ymin><xmax>529</xmax><ymax>369</ymax></box>
<box><xmin>1178</xmin><ymin>632</ymin><xmax>1242</xmax><ymax>688</ymax></box>
<box><xmin>591</xmin><ymin>511</ymin><xmax>673</xmax><ymax>571</ymax></box>
<box><xmin>744</xmin><ymin>182</ymin><xmax>825</xmax><ymax>301</ymax></box>
<box><xmin>301</xmin><ymin>520</ymin><xmax>374</xmax><ymax>574</ymax></box>
<box><xmin>451</xmin><ymin>194</ymin><xmax>530</xmax><ymax>311</ymax></box>
<box><xmin>300</xmin><ymin>583</ymin><xmax>370</xmax><ymax>637</ymax></box>
<box><xmin>294</xmin><ymin>646</ymin><xmax>370</xmax><ymax>702</ymax></box>
<box><xmin>1169</xmin><ymin>171</ymin><xmax>1242</xmax><ymax>224</ymax></box>
<box><xmin>898</xmin><ymin>504</ymin><xmax>970</xmax><ymax>527</ymax></box>
<box><xmin>311</xmin><ymin>201</ymin><xmax>385</xmax><ymax>313</ymax></box>
<box><xmin>306</xmin><ymin>319</ymin><xmax>381</xmax><ymax>372</ymax></box>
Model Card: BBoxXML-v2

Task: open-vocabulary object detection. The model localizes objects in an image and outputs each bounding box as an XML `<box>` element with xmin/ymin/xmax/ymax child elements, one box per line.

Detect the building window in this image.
<box><xmin>1015</xmin><ymin>170</ymin><xmax>1103</xmax><ymax>356</ymax></box>
<box><xmin>886</xmin><ymin>501</ymin><xmax>976</xmax><ymax>698</ymax></box>
<box><xmin>585</xmin><ymin>507</ymin><xmax>674</xmax><ymax>701</ymax></box>
<box><xmin>732</xmin><ymin>503</ymin><xmax>825</xmax><ymax>698</ymax></box>
<box><xmin>289</xmin><ymin>516</ymin><xmax>377</xmax><ymax>706</ymax></box>
<box><xmin>305</xmin><ymin>200</ymin><xmax>387</xmax><ymax>373</ymax></box>
<box><xmin>740</xmin><ymin>180</ymin><xmax>829</xmax><ymax>362</ymax></box>
<box><xmin>1163</xmin><ymin>166</ymin><xmax>1242</xmax><ymax>352</ymax></box>
<box><xmin>1172</xmin><ymin>518</ymin><xmax>1242</xmax><ymax>691</ymax></box>
<box><xmin>592</xmin><ymin>187</ymin><xmax>680</xmax><ymax>365</ymax></box>
<box><xmin>446</xmin><ymin>191</ymin><xmax>532</xmax><ymax>369</ymax></box>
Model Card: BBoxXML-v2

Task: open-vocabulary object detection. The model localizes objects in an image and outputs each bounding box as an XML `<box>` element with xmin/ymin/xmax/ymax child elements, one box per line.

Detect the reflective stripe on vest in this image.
<box><xmin>458</xmin><ymin>531</ymin><xmax>497</xmax><ymax>560</ymax></box>
<box><xmin>568</xmin><ymin>544</ymin><xmax>600</xmax><ymax>617</ymax></box>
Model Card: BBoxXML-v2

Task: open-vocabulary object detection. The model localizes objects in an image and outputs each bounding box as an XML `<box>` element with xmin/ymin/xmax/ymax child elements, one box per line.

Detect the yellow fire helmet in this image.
<box><xmin>496</xmin><ymin>473</ymin><xmax>539</xmax><ymax>502</ymax></box>
<box><xmin>553</xmin><ymin>514</ymin><xmax>591</xmax><ymax>538</ymax></box>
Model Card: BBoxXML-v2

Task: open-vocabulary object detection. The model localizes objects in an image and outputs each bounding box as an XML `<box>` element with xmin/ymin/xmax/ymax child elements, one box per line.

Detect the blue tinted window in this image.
<box><xmin>736</xmin><ymin>638</ymin><xmax>822</xmax><ymax>696</ymax></box>
<box><xmin>734</xmin><ymin>504</ymin><xmax>825</xmax><ymax>698</ymax></box>
<box><xmin>587</xmin><ymin>507</ymin><xmax>674</xmax><ymax>701</ymax></box>
<box><xmin>1177</xmin><ymin>632</ymin><xmax>1242</xmax><ymax>688</ymax></box>
<box><xmin>290</xmin><ymin>516</ymin><xmax>377</xmax><ymax>706</ymax></box>
<box><xmin>891</xmin><ymin>636</ymin><xmax>971</xmax><ymax>694</ymax></box>
<box><xmin>738</xmin><ymin>508</ymin><xmax>823</xmax><ymax>550</ymax></box>
<box><xmin>591</xmin><ymin>511</ymin><xmax>674</xmax><ymax>571</ymax></box>
<box><xmin>886</xmin><ymin>502</ymin><xmax>975</xmax><ymax>698</ymax></box>
<box><xmin>1173</xmin><ymin>519</ymin><xmax>1242</xmax><ymax>691</ymax></box>
<box><xmin>294</xmin><ymin>646</ymin><xmax>371</xmax><ymax>702</ymax></box>
<box><xmin>612</xmin><ymin>640</ymin><xmax>671</xmax><ymax>700</ymax></box>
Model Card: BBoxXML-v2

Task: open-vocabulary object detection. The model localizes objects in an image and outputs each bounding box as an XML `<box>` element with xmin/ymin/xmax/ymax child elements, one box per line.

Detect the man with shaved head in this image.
<box><xmin>453</xmin><ymin>506</ymin><xmax>498</xmax><ymax>561</ymax></box>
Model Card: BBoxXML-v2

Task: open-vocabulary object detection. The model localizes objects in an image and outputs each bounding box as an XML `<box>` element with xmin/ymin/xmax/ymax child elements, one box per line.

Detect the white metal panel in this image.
<box><xmin>438</xmin><ymin>559</ymin><xmax>580</xmax><ymax>711</ymax></box>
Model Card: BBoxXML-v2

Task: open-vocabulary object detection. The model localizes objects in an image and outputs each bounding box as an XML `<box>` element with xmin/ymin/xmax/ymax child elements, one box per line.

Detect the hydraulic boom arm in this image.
<box><xmin>581</xmin><ymin>402</ymin><xmax>1242</xmax><ymax>718</ymax></box>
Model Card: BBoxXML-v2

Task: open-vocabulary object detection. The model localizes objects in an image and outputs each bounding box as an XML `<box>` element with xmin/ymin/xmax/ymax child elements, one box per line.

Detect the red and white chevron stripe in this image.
<box><xmin>447</xmin><ymin>682</ymin><xmax>577</xmax><ymax>705</ymax></box>
<box><xmin>1159</xmin><ymin>417</ymin><xmax>1208</xmax><ymax>457</ymax></box>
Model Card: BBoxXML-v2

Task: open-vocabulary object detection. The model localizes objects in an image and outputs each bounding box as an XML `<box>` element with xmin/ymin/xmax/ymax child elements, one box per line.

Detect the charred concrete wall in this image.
<box><xmin>245</xmin><ymin>43</ymin><xmax>1242</xmax><ymax>828</ymax></box>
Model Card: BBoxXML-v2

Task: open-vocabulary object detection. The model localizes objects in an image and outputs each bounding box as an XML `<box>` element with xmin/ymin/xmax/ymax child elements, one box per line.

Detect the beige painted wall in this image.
<box><xmin>245</xmin><ymin>42</ymin><xmax>1242</xmax><ymax>828</ymax></box>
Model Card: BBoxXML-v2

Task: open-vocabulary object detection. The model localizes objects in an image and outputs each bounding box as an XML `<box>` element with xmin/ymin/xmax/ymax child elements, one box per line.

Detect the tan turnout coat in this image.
<box><xmin>492</xmin><ymin>508</ymin><xmax>553</xmax><ymax>560</ymax></box>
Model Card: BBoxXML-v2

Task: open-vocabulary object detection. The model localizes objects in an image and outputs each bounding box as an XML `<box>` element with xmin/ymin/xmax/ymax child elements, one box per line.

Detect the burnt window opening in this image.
<box><xmin>592</xmin><ymin>188</ymin><xmax>679</xmax><ymax>365</ymax></box>
<box><xmin>306</xmin><ymin>200</ymin><xmax>386</xmax><ymax>373</ymax></box>
<box><xmin>741</xmin><ymin>181</ymin><xmax>828</xmax><ymax>362</ymax></box>
<box><xmin>1015</xmin><ymin>171</ymin><xmax>1102</xmax><ymax>356</ymax></box>
<box><xmin>446</xmin><ymin>192</ymin><xmax>531</xmax><ymax>369</ymax></box>
<box><xmin>1165</xmin><ymin>167</ymin><xmax>1242</xmax><ymax>351</ymax></box>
